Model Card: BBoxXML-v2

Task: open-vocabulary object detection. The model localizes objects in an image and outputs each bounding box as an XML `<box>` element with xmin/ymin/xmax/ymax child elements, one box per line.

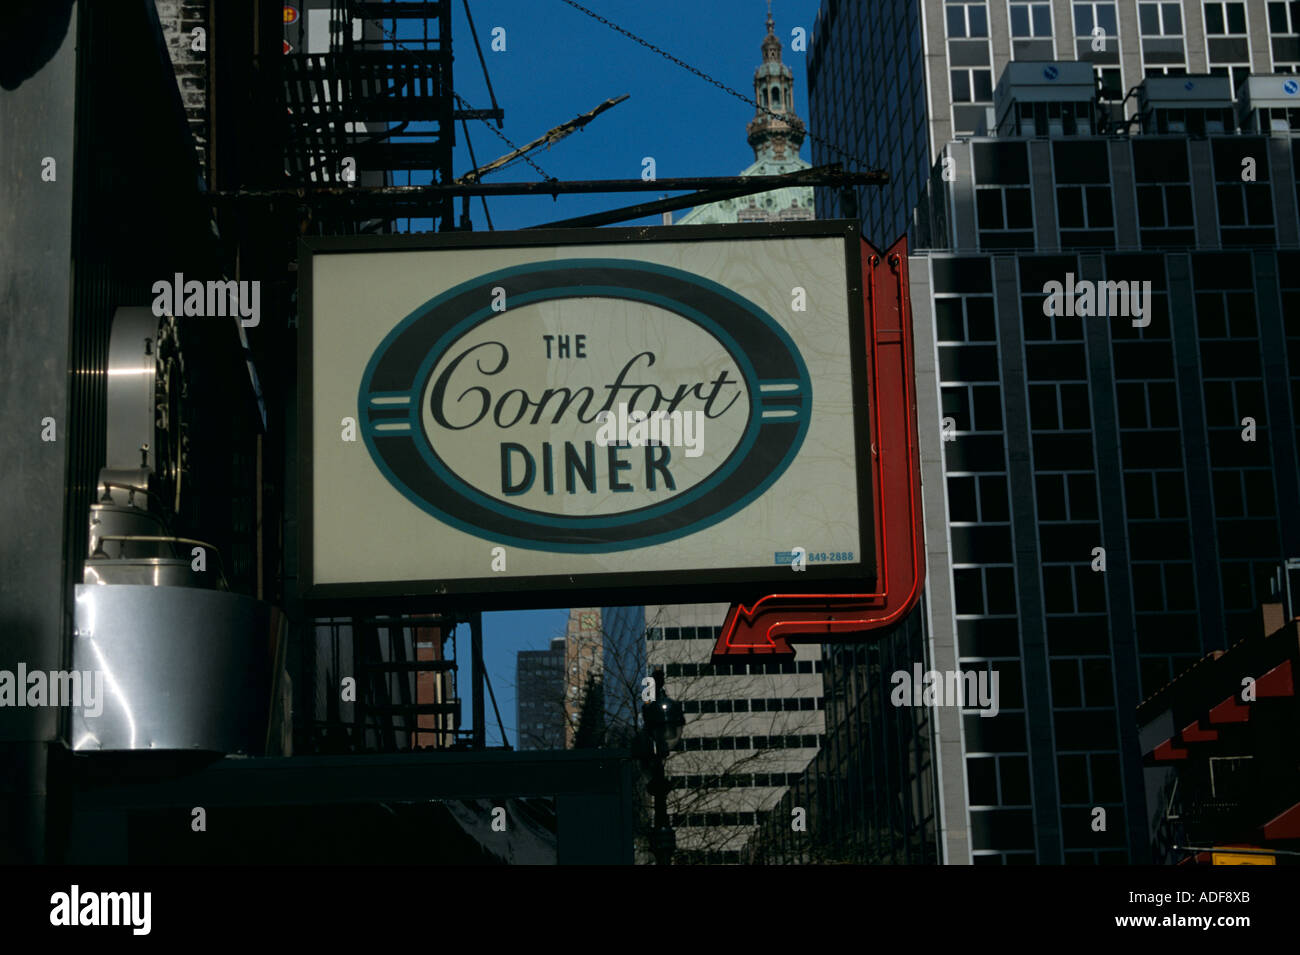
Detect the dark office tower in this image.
<box><xmin>516</xmin><ymin>638</ymin><xmax>568</xmax><ymax>751</ymax></box>
<box><xmin>803</xmin><ymin>0</ymin><xmax>1300</xmax><ymax>865</ymax></box>
<box><xmin>907</xmin><ymin>67</ymin><xmax>1300</xmax><ymax>863</ymax></box>
<box><xmin>805</xmin><ymin>0</ymin><xmax>931</xmax><ymax>245</ymax></box>
<box><xmin>809</xmin><ymin>0</ymin><xmax>1300</xmax><ymax>246</ymax></box>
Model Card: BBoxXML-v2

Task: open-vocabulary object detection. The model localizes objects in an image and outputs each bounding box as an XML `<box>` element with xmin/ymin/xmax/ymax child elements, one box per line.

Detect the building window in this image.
<box><xmin>1268</xmin><ymin>2</ymin><xmax>1300</xmax><ymax>69</ymax></box>
<box><xmin>1028</xmin><ymin>383</ymin><xmax>1093</xmax><ymax>431</ymax></box>
<box><xmin>1219</xmin><ymin>561</ymin><xmax>1281</xmax><ymax>617</ymax></box>
<box><xmin>1133</xmin><ymin>140</ymin><xmax>1195</xmax><ymax>247</ymax></box>
<box><xmin>1211</xmin><ymin>470</ymin><xmax>1276</xmax><ymax>519</ymax></box>
<box><xmin>946</xmin><ymin>1</ymin><xmax>990</xmax><ymax>38</ymax></box>
<box><xmin>1203</xmin><ymin>1</ymin><xmax>1247</xmax><ymax>34</ymax></box>
<box><xmin>1213</xmin><ymin>139</ymin><xmax>1274</xmax><ymax>243</ymax></box>
<box><xmin>977</xmin><ymin>186</ymin><xmax>1033</xmax><ymax>228</ymax></box>
<box><xmin>951</xmin><ymin>67</ymin><xmax>994</xmax><ymax>103</ymax></box>
<box><xmin>1137</xmin><ymin>183</ymin><xmax>1193</xmax><ymax>228</ymax></box>
<box><xmin>943</xmin><ymin>384</ymin><xmax>1006</xmax><ymax>432</ymax></box>
<box><xmin>1010</xmin><ymin>1</ymin><xmax>1052</xmax><ymax>36</ymax></box>
<box><xmin>976</xmin><ymin>185</ymin><xmax>1034</xmax><ymax>249</ymax></box>
<box><xmin>1042</xmin><ymin>564</ymin><xmax>1107</xmax><ymax>613</ymax></box>
<box><xmin>1094</xmin><ymin>66</ymin><xmax>1123</xmax><ymax>100</ymax></box>
<box><xmin>1074</xmin><ymin>1</ymin><xmax>1120</xmax><ymax>67</ymax></box>
<box><xmin>967</xmin><ymin>755</ymin><xmax>1033</xmax><ymax>806</ymax></box>
<box><xmin>1124</xmin><ymin>471</ymin><xmax>1189</xmax><ymax>522</ymax></box>
<box><xmin>1268</xmin><ymin>1</ymin><xmax>1300</xmax><ymax>30</ymax></box>
<box><xmin>1138</xmin><ymin>3</ymin><xmax>1187</xmax><ymax>71</ymax></box>
<box><xmin>935</xmin><ymin>296</ymin><xmax>998</xmax><ymax>343</ymax></box>
<box><xmin>1049</xmin><ymin>658</ymin><xmax>1116</xmax><ymax>709</ymax></box>
<box><xmin>1204</xmin><ymin>1</ymin><xmax>1250</xmax><ymax>89</ymax></box>
<box><xmin>1196</xmin><ymin>291</ymin><xmax>1260</xmax><ymax>341</ymax></box>
<box><xmin>1036</xmin><ymin>472</ymin><xmax>1102</xmax><ymax>522</ymax></box>
<box><xmin>953</xmin><ymin>566</ymin><xmax>1018</xmax><ymax>615</ymax></box>
<box><xmin>1140</xmin><ymin>1</ymin><xmax>1182</xmax><ymax>34</ymax></box>
<box><xmin>1055</xmin><ymin>184</ymin><xmax>1118</xmax><ymax>246</ymax></box>
<box><xmin>1116</xmin><ymin>381</ymin><xmax>1181</xmax><ymax>431</ymax></box>
<box><xmin>1132</xmin><ymin>562</ymin><xmax>1196</xmax><ymax>612</ymax></box>
<box><xmin>947</xmin><ymin>474</ymin><xmax>1011</xmax><ymax>523</ymax></box>
<box><xmin>1057</xmin><ymin>184</ymin><xmax>1114</xmax><ymax>237</ymax></box>
<box><xmin>1074</xmin><ymin>2</ymin><xmax>1119</xmax><ymax>38</ymax></box>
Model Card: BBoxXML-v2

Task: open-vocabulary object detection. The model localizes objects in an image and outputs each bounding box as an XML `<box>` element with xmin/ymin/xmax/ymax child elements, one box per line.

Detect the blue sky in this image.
<box><xmin>445</xmin><ymin>0</ymin><xmax>824</xmax><ymax>231</ymax></box>
<box><xmin>440</xmin><ymin>0</ymin><xmax>823</xmax><ymax>746</ymax></box>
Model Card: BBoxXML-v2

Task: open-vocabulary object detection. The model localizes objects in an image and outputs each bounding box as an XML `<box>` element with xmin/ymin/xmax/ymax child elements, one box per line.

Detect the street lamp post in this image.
<box><xmin>640</xmin><ymin>668</ymin><xmax>685</xmax><ymax>865</ymax></box>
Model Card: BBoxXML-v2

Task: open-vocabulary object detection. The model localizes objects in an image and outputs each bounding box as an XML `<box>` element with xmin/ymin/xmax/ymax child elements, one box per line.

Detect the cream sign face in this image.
<box><xmin>423</xmin><ymin>294</ymin><xmax>749</xmax><ymax>517</ymax></box>
<box><xmin>302</xmin><ymin>228</ymin><xmax>871</xmax><ymax>602</ymax></box>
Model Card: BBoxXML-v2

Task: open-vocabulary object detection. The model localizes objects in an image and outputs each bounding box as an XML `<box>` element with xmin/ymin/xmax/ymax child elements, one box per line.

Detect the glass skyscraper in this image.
<box><xmin>768</xmin><ymin>0</ymin><xmax>1300</xmax><ymax>865</ymax></box>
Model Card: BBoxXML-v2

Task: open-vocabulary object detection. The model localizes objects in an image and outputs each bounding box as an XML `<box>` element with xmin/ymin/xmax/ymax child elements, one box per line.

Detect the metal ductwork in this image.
<box><xmin>71</xmin><ymin>307</ymin><xmax>288</xmax><ymax>756</ymax></box>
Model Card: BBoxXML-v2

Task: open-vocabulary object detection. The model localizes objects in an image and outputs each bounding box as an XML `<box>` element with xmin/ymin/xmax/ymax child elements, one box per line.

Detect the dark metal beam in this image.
<box><xmin>526</xmin><ymin>185</ymin><xmax>757</xmax><ymax>229</ymax></box>
<box><xmin>456</xmin><ymin>94</ymin><xmax>630</xmax><ymax>185</ymax></box>
<box><xmin>470</xmin><ymin>611</ymin><xmax>485</xmax><ymax>749</ymax></box>
<box><xmin>350</xmin><ymin>2</ymin><xmax>447</xmax><ymax>19</ymax></box>
<box><xmin>209</xmin><ymin>164</ymin><xmax>888</xmax><ymax>202</ymax></box>
<box><xmin>460</xmin><ymin>0</ymin><xmax>503</xmax><ymax>128</ymax></box>
<box><xmin>70</xmin><ymin>750</ymin><xmax>637</xmax><ymax>809</ymax></box>
<box><xmin>482</xmin><ymin>662</ymin><xmax>510</xmax><ymax>748</ymax></box>
<box><xmin>452</xmin><ymin>108</ymin><xmax>505</xmax><ymax>122</ymax></box>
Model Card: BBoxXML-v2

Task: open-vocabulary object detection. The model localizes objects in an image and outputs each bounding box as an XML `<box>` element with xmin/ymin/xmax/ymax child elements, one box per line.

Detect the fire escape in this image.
<box><xmin>281</xmin><ymin>1</ymin><xmax>505</xmax><ymax>753</ymax></box>
<box><xmin>281</xmin><ymin>0</ymin><xmax>492</xmax><ymax>234</ymax></box>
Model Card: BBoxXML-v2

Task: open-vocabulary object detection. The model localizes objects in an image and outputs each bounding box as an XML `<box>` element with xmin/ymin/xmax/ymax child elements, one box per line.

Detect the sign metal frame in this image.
<box><xmin>297</xmin><ymin>221</ymin><xmax>878</xmax><ymax>610</ymax></box>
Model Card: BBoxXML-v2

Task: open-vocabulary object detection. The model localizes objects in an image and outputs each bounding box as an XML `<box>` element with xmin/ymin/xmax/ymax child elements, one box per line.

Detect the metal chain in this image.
<box><xmin>555</xmin><ymin>0</ymin><xmax>872</xmax><ymax>172</ymax></box>
<box><xmin>453</xmin><ymin>93</ymin><xmax>556</xmax><ymax>182</ymax></box>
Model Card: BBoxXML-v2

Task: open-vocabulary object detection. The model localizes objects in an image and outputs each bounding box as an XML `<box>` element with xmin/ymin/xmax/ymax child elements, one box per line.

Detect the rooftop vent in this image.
<box><xmin>1139</xmin><ymin>75</ymin><xmax>1235</xmax><ymax>135</ymax></box>
<box><xmin>994</xmin><ymin>62</ymin><xmax>1097</xmax><ymax>137</ymax></box>
<box><xmin>1236</xmin><ymin>74</ymin><xmax>1300</xmax><ymax>133</ymax></box>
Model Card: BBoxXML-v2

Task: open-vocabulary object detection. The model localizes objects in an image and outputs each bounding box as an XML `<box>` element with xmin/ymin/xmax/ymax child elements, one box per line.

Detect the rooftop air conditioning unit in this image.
<box><xmin>994</xmin><ymin>61</ymin><xmax>1096</xmax><ymax>137</ymax></box>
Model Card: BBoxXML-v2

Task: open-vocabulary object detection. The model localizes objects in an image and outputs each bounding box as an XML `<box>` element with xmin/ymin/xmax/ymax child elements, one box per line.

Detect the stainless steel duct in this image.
<box><xmin>70</xmin><ymin>307</ymin><xmax>287</xmax><ymax>755</ymax></box>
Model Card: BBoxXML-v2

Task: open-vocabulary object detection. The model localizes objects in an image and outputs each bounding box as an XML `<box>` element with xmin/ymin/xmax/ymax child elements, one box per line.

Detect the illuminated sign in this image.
<box><xmin>299</xmin><ymin>224</ymin><xmax>876</xmax><ymax>606</ymax></box>
<box><xmin>714</xmin><ymin>236</ymin><xmax>925</xmax><ymax>655</ymax></box>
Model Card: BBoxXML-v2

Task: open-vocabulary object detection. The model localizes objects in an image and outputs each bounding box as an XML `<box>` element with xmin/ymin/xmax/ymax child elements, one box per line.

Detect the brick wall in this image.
<box><xmin>154</xmin><ymin>0</ymin><xmax>209</xmax><ymax>181</ymax></box>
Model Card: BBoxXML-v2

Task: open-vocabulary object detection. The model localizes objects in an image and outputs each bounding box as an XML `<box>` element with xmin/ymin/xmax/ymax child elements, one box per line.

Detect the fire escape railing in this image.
<box><xmin>282</xmin><ymin>0</ymin><xmax>459</xmax><ymax>234</ymax></box>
